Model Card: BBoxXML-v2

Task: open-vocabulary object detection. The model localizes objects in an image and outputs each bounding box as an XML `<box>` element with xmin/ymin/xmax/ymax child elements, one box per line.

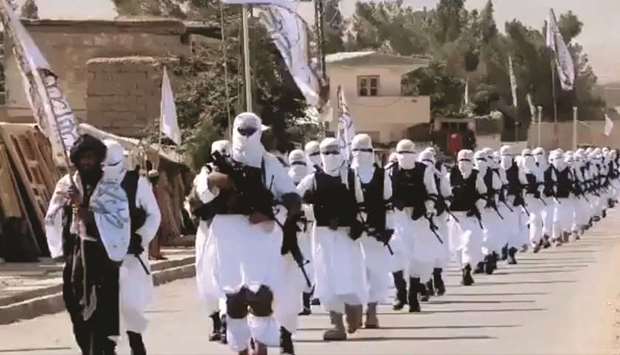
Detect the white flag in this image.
<box><xmin>336</xmin><ymin>85</ymin><xmax>355</xmax><ymax>160</ymax></box>
<box><xmin>509</xmin><ymin>56</ymin><xmax>518</xmax><ymax>108</ymax></box>
<box><xmin>546</xmin><ymin>9</ymin><xmax>575</xmax><ymax>91</ymax></box>
<box><xmin>605</xmin><ymin>114</ymin><xmax>614</xmax><ymax>136</ymax></box>
<box><xmin>526</xmin><ymin>93</ymin><xmax>536</xmax><ymax>119</ymax></box>
<box><xmin>464</xmin><ymin>79</ymin><xmax>469</xmax><ymax>106</ymax></box>
<box><xmin>222</xmin><ymin>0</ymin><xmax>296</xmax><ymax>9</ymax></box>
<box><xmin>259</xmin><ymin>6</ymin><xmax>323</xmax><ymax>108</ymax></box>
<box><xmin>0</xmin><ymin>0</ymin><xmax>79</xmax><ymax>166</ymax></box>
<box><xmin>160</xmin><ymin>67</ymin><xmax>181</xmax><ymax>145</ymax></box>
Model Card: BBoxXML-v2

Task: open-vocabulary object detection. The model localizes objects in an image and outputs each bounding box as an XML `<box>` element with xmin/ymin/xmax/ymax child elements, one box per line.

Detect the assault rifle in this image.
<box><xmin>211</xmin><ymin>151</ymin><xmax>312</xmax><ymax>288</ymax></box>
<box><xmin>351</xmin><ymin>215</ymin><xmax>395</xmax><ymax>255</ymax></box>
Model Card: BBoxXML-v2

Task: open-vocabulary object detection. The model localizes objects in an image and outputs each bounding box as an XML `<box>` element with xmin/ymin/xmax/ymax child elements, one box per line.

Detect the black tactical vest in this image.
<box><xmin>312</xmin><ymin>170</ymin><xmax>357</xmax><ymax>227</ymax></box>
<box><xmin>358</xmin><ymin>167</ymin><xmax>386</xmax><ymax>232</ymax></box>
<box><xmin>543</xmin><ymin>166</ymin><xmax>555</xmax><ymax>197</ymax></box>
<box><xmin>525</xmin><ymin>173</ymin><xmax>539</xmax><ymax>197</ymax></box>
<box><xmin>449</xmin><ymin>167</ymin><xmax>478</xmax><ymax>212</ymax></box>
<box><xmin>121</xmin><ymin>170</ymin><xmax>147</xmax><ymax>234</ymax></box>
<box><xmin>390</xmin><ymin>162</ymin><xmax>428</xmax><ymax>219</ymax></box>
<box><xmin>555</xmin><ymin>168</ymin><xmax>572</xmax><ymax>198</ymax></box>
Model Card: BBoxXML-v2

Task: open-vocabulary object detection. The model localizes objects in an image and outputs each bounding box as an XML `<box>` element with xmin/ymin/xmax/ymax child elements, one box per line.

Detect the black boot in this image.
<box><xmin>419</xmin><ymin>281</ymin><xmax>430</xmax><ymax>302</ymax></box>
<box><xmin>280</xmin><ymin>327</ymin><xmax>295</xmax><ymax>355</ymax></box>
<box><xmin>485</xmin><ymin>253</ymin><xmax>497</xmax><ymax>275</ymax></box>
<box><xmin>501</xmin><ymin>245</ymin><xmax>508</xmax><ymax>261</ymax></box>
<box><xmin>299</xmin><ymin>292</ymin><xmax>312</xmax><ymax>316</ymax></box>
<box><xmin>507</xmin><ymin>247</ymin><xmax>518</xmax><ymax>265</ymax></box>
<box><xmin>426</xmin><ymin>279</ymin><xmax>435</xmax><ymax>298</ymax></box>
<box><xmin>543</xmin><ymin>235</ymin><xmax>551</xmax><ymax>249</ymax></box>
<box><xmin>209</xmin><ymin>312</ymin><xmax>222</xmax><ymax>342</ymax></box>
<box><xmin>408</xmin><ymin>277</ymin><xmax>421</xmax><ymax>312</ymax></box>
<box><xmin>474</xmin><ymin>261</ymin><xmax>485</xmax><ymax>274</ymax></box>
<box><xmin>433</xmin><ymin>268</ymin><xmax>446</xmax><ymax>296</ymax></box>
<box><xmin>127</xmin><ymin>331</ymin><xmax>146</xmax><ymax>355</ymax></box>
<box><xmin>220</xmin><ymin>314</ymin><xmax>228</xmax><ymax>344</ymax></box>
<box><xmin>533</xmin><ymin>239</ymin><xmax>543</xmax><ymax>253</ymax></box>
<box><xmin>461</xmin><ymin>264</ymin><xmax>474</xmax><ymax>286</ymax></box>
<box><xmin>392</xmin><ymin>271</ymin><xmax>407</xmax><ymax>311</ymax></box>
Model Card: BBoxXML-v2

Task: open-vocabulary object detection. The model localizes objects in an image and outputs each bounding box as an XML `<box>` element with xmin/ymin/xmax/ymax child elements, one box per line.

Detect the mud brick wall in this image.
<box><xmin>86</xmin><ymin>56</ymin><xmax>178</xmax><ymax>138</ymax></box>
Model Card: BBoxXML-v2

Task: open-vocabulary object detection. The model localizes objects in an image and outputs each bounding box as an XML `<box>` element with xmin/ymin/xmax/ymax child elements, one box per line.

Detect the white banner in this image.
<box><xmin>336</xmin><ymin>85</ymin><xmax>355</xmax><ymax>161</ymax></box>
<box><xmin>259</xmin><ymin>6</ymin><xmax>323</xmax><ymax>108</ymax></box>
<box><xmin>160</xmin><ymin>66</ymin><xmax>181</xmax><ymax>145</ymax></box>
<box><xmin>546</xmin><ymin>9</ymin><xmax>576</xmax><ymax>91</ymax></box>
<box><xmin>605</xmin><ymin>114</ymin><xmax>614</xmax><ymax>136</ymax></box>
<box><xmin>509</xmin><ymin>56</ymin><xmax>518</xmax><ymax>108</ymax></box>
<box><xmin>222</xmin><ymin>0</ymin><xmax>297</xmax><ymax>9</ymax></box>
<box><xmin>0</xmin><ymin>0</ymin><xmax>79</xmax><ymax>166</ymax></box>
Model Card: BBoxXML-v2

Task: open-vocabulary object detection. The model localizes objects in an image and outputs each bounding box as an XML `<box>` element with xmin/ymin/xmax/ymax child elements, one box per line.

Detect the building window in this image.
<box><xmin>358</xmin><ymin>76</ymin><xmax>379</xmax><ymax>97</ymax></box>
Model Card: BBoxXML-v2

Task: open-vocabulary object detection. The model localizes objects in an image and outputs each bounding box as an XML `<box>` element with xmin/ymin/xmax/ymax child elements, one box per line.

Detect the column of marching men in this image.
<box><xmin>45</xmin><ymin>111</ymin><xmax>620</xmax><ymax>355</ymax></box>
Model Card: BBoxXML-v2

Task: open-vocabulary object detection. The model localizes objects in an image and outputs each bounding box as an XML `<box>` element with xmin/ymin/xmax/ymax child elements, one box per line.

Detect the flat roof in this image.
<box><xmin>20</xmin><ymin>18</ymin><xmax>187</xmax><ymax>35</ymax></box>
<box><xmin>326</xmin><ymin>51</ymin><xmax>430</xmax><ymax>67</ymax></box>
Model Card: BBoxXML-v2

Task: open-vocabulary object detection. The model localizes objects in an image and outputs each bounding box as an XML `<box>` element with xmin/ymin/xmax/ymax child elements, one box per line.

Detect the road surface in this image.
<box><xmin>2</xmin><ymin>211</ymin><xmax>620</xmax><ymax>355</ymax></box>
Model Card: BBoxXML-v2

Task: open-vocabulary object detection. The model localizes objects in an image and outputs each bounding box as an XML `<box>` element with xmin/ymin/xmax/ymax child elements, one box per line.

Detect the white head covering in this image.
<box><xmin>457</xmin><ymin>149</ymin><xmax>474</xmax><ymax>176</ymax></box>
<box><xmin>500</xmin><ymin>145</ymin><xmax>513</xmax><ymax>170</ymax></box>
<box><xmin>550</xmin><ymin>150</ymin><xmax>566</xmax><ymax>170</ymax></box>
<box><xmin>232</xmin><ymin>112</ymin><xmax>265</xmax><ymax>168</ymax></box>
<box><xmin>521</xmin><ymin>148</ymin><xmax>537</xmax><ymax>172</ymax></box>
<box><xmin>211</xmin><ymin>140</ymin><xmax>231</xmax><ymax>156</ymax></box>
<box><xmin>319</xmin><ymin>138</ymin><xmax>343</xmax><ymax>176</ymax></box>
<box><xmin>305</xmin><ymin>140</ymin><xmax>321</xmax><ymax>168</ymax></box>
<box><xmin>351</xmin><ymin>133</ymin><xmax>374</xmax><ymax>165</ymax></box>
<box><xmin>396</xmin><ymin>139</ymin><xmax>417</xmax><ymax>170</ymax></box>
<box><xmin>474</xmin><ymin>150</ymin><xmax>488</xmax><ymax>173</ymax></box>
<box><xmin>418</xmin><ymin>149</ymin><xmax>436</xmax><ymax>166</ymax></box>
<box><xmin>102</xmin><ymin>139</ymin><xmax>127</xmax><ymax>183</ymax></box>
<box><xmin>288</xmin><ymin>149</ymin><xmax>308</xmax><ymax>184</ymax></box>
<box><xmin>351</xmin><ymin>133</ymin><xmax>375</xmax><ymax>181</ymax></box>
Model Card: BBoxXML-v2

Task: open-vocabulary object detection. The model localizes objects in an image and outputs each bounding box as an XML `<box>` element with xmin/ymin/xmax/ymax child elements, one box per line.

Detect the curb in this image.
<box><xmin>0</xmin><ymin>257</ymin><xmax>196</xmax><ymax>325</ymax></box>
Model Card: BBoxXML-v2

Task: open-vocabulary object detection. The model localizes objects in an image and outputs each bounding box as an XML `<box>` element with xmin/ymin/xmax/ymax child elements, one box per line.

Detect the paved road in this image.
<box><xmin>3</xmin><ymin>211</ymin><xmax>620</xmax><ymax>355</ymax></box>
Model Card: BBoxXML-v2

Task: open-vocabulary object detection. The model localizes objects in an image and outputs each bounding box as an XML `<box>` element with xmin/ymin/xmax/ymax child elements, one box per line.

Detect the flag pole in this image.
<box><xmin>572</xmin><ymin>106</ymin><xmax>578</xmax><ymax>150</ymax></box>
<box><xmin>242</xmin><ymin>5</ymin><xmax>252</xmax><ymax>112</ymax></box>
<box><xmin>551</xmin><ymin>58</ymin><xmax>559</xmax><ymax>147</ymax></box>
<box><xmin>537</xmin><ymin>106</ymin><xmax>543</xmax><ymax>147</ymax></box>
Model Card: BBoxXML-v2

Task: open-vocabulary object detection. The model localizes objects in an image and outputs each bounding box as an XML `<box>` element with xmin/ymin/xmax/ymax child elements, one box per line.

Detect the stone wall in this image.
<box><xmin>86</xmin><ymin>57</ymin><xmax>178</xmax><ymax>137</ymax></box>
<box><xmin>2</xmin><ymin>19</ymin><xmax>190</xmax><ymax>130</ymax></box>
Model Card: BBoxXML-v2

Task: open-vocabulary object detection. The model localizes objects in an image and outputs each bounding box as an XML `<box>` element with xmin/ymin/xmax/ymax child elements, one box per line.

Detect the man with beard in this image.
<box><xmin>195</xmin><ymin>113</ymin><xmax>301</xmax><ymax>355</ymax></box>
<box><xmin>447</xmin><ymin>150</ymin><xmax>486</xmax><ymax>286</ymax></box>
<box><xmin>297</xmin><ymin>138</ymin><xmax>367</xmax><ymax>341</ymax></box>
<box><xmin>45</xmin><ymin>134</ymin><xmax>131</xmax><ymax>355</ymax></box>
<box><xmin>102</xmin><ymin>139</ymin><xmax>161</xmax><ymax>355</ymax></box>
<box><xmin>388</xmin><ymin>139</ymin><xmax>440</xmax><ymax>312</ymax></box>
<box><xmin>350</xmin><ymin>134</ymin><xmax>393</xmax><ymax>328</ymax></box>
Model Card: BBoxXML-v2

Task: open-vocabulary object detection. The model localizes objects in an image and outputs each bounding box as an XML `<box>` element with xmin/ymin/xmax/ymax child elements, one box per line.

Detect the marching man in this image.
<box><xmin>297</xmin><ymin>138</ymin><xmax>367</xmax><ymax>341</ymax></box>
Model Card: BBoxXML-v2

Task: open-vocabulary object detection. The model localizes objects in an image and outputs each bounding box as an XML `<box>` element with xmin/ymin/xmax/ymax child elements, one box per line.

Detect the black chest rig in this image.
<box><xmin>121</xmin><ymin>170</ymin><xmax>147</xmax><ymax>234</ymax></box>
<box><xmin>449</xmin><ymin>167</ymin><xmax>478</xmax><ymax>212</ymax></box>
<box><xmin>391</xmin><ymin>162</ymin><xmax>428</xmax><ymax>220</ymax></box>
<box><xmin>543</xmin><ymin>166</ymin><xmax>556</xmax><ymax>197</ymax></box>
<box><xmin>555</xmin><ymin>167</ymin><xmax>572</xmax><ymax>198</ymax></box>
<box><xmin>357</xmin><ymin>166</ymin><xmax>387</xmax><ymax>232</ymax></box>
<box><xmin>312</xmin><ymin>170</ymin><xmax>357</xmax><ymax>227</ymax></box>
<box><xmin>525</xmin><ymin>173</ymin><xmax>540</xmax><ymax>197</ymax></box>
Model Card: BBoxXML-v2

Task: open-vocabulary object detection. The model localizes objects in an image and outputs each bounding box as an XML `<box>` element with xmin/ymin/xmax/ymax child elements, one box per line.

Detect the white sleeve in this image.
<box><xmin>383</xmin><ymin>170</ymin><xmax>394</xmax><ymax>228</ymax></box>
<box><xmin>296</xmin><ymin>173</ymin><xmax>316</xmax><ymax>199</ymax></box>
<box><xmin>195</xmin><ymin>165</ymin><xmax>219</xmax><ymax>203</ymax></box>
<box><xmin>440</xmin><ymin>167</ymin><xmax>452</xmax><ymax>197</ymax></box>
<box><xmin>423</xmin><ymin>166</ymin><xmax>438</xmax><ymax>198</ymax></box>
<box><xmin>271</xmin><ymin>158</ymin><xmax>297</xmax><ymax>198</ymax></box>
<box><xmin>476</xmin><ymin>173</ymin><xmax>488</xmax><ymax>195</ymax></box>
<box><xmin>44</xmin><ymin>175</ymin><xmax>72</xmax><ymax>258</ymax></box>
<box><xmin>135</xmin><ymin>177</ymin><xmax>162</xmax><ymax>245</ymax></box>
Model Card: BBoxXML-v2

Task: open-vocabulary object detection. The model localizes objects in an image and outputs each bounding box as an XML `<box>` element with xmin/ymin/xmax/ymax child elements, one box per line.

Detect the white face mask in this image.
<box><xmin>232</xmin><ymin>117</ymin><xmax>264</xmax><ymax>167</ymax></box>
<box><xmin>500</xmin><ymin>156</ymin><xmax>512</xmax><ymax>170</ymax></box>
<box><xmin>475</xmin><ymin>158</ymin><xmax>488</xmax><ymax>173</ymax></box>
<box><xmin>308</xmin><ymin>154</ymin><xmax>322</xmax><ymax>167</ymax></box>
<box><xmin>523</xmin><ymin>156</ymin><xmax>536</xmax><ymax>171</ymax></box>
<box><xmin>397</xmin><ymin>152</ymin><xmax>416</xmax><ymax>170</ymax></box>
<box><xmin>321</xmin><ymin>146</ymin><xmax>343</xmax><ymax>174</ymax></box>
<box><xmin>534</xmin><ymin>153</ymin><xmax>545</xmax><ymax>165</ymax></box>
<box><xmin>458</xmin><ymin>161</ymin><xmax>473</xmax><ymax>176</ymax></box>
<box><xmin>352</xmin><ymin>150</ymin><xmax>374</xmax><ymax>168</ymax></box>
<box><xmin>289</xmin><ymin>164</ymin><xmax>308</xmax><ymax>183</ymax></box>
<box><xmin>552</xmin><ymin>157</ymin><xmax>566</xmax><ymax>170</ymax></box>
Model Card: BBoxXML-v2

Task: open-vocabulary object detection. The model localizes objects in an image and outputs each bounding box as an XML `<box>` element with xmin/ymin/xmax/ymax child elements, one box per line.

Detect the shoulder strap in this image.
<box><xmin>122</xmin><ymin>170</ymin><xmax>140</xmax><ymax>211</ymax></box>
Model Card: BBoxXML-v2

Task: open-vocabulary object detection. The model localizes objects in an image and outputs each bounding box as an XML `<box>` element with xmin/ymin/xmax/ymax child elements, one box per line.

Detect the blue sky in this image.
<box><xmin>17</xmin><ymin>0</ymin><xmax>620</xmax><ymax>83</ymax></box>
